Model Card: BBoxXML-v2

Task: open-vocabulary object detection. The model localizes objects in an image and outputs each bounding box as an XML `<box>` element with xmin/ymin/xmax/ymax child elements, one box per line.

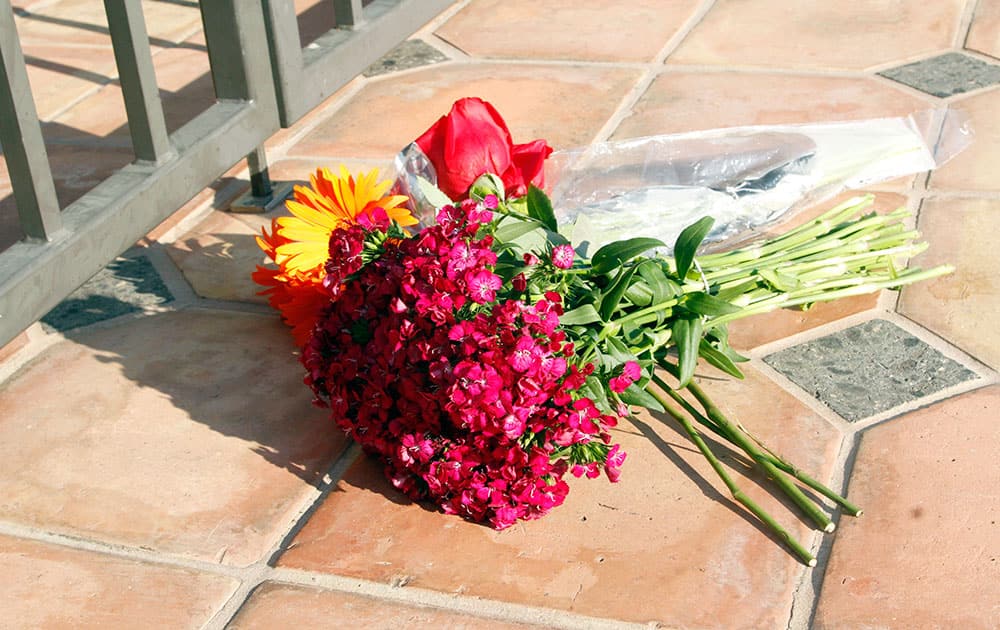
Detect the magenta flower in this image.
<box><xmin>605</xmin><ymin>444</ymin><xmax>627</xmax><ymax>482</ymax></box>
<box><xmin>609</xmin><ymin>360</ymin><xmax>642</xmax><ymax>393</ymax></box>
<box><xmin>551</xmin><ymin>244</ymin><xmax>575</xmax><ymax>269</ymax></box>
<box><xmin>301</xmin><ymin>197</ymin><xmax>624</xmax><ymax>531</ymax></box>
<box><xmin>466</xmin><ymin>269</ymin><xmax>502</xmax><ymax>303</ymax></box>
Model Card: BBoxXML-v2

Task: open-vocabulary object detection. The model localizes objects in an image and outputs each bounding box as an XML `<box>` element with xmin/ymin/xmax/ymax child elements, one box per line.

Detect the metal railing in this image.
<box><xmin>0</xmin><ymin>0</ymin><xmax>449</xmax><ymax>348</ymax></box>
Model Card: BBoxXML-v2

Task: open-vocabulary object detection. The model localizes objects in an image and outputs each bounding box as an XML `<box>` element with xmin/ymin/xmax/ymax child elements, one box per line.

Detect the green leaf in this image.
<box><xmin>637</xmin><ymin>260</ymin><xmax>676</xmax><ymax>303</ymax></box>
<box><xmin>683</xmin><ymin>292</ymin><xmax>741</xmax><ymax>316</ymax></box>
<box><xmin>416</xmin><ymin>176</ymin><xmax>454</xmax><ymax>209</ymax></box>
<box><xmin>707</xmin><ymin>326</ymin><xmax>750</xmax><ymax>364</ymax></box>
<box><xmin>590</xmin><ymin>237</ymin><xmax>666</xmax><ymax>275</ymax></box>
<box><xmin>526</xmin><ymin>184</ymin><xmax>558</xmax><ymax>232</ymax></box>
<box><xmin>674</xmin><ymin>216</ymin><xmax>715</xmax><ymax>280</ymax></box>
<box><xmin>600</xmin><ymin>266</ymin><xmax>638</xmax><ymax>321</ymax></box>
<box><xmin>494</xmin><ymin>218</ymin><xmax>542</xmax><ymax>243</ymax></box>
<box><xmin>618</xmin><ymin>383</ymin><xmax>664</xmax><ymax>412</ymax></box>
<box><xmin>623</xmin><ymin>281</ymin><xmax>653</xmax><ymax>307</ymax></box>
<box><xmin>672</xmin><ymin>314</ymin><xmax>703</xmax><ymax>388</ymax></box>
<box><xmin>603</xmin><ymin>336</ymin><xmax>635</xmax><ymax>364</ymax></box>
<box><xmin>584</xmin><ymin>375</ymin><xmax>611</xmax><ymax>413</ymax></box>
<box><xmin>468</xmin><ymin>173</ymin><xmax>505</xmax><ymax>201</ymax></box>
<box><xmin>698</xmin><ymin>338</ymin><xmax>745</xmax><ymax>379</ymax></box>
<box><xmin>560</xmin><ymin>303</ymin><xmax>602</xmax><ymax>325</ymax></box>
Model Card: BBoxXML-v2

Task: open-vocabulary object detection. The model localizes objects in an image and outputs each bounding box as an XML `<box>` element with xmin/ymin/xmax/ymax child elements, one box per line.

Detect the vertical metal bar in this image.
<box><xmin>333</xmin><ymin>0</ymin><xmax>365</xmax><ymax>27</ymax></box>
<box><xmin>200</xmin><ymin>1</ymin><xmax>253</xmax><ymax>100</ymax></box>
<box><xmin>246</xmin><ymin>146</ymin><xmax>273</xmax><ymax>198</ymax></box>
<box><xmin>259</xmin><ymin>0</ymin><xmax>305</xmax><ymax>127</ymax></box>
<box><xmin>0</xmin><ymin>0</ymin><xmax>62</xmax><ymax>240</ymax></box>
<box><xmin>103</xmin><ymin>0</ymin><xmax>171</xmax><ymax>163</ymax></box>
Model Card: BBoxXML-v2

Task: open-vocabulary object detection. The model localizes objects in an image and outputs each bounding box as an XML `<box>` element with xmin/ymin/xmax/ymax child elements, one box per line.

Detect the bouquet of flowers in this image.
<box><xmin>255</xmin><ymin>98</ymin><xmax>951</xmax><ymax>566</ymax></box>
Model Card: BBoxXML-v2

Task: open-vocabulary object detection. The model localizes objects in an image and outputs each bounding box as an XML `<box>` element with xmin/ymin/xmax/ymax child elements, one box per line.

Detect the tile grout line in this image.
<box><xmin>787</xmin><ymin>421</ymin><xmax>866</xmax><ymax>630</ymax></box>
<box><xmin>202</xmin><ymin>442</ymin><xmax>363</xmax><ymax>630</ymax></box>
<box><xmin>0</xmin><ymin>519</ymin><xmax>253</xmax><ymax>582</ymax></box>
<box><xmin>263</xmin><ymin>568</ymin><xmax>649</xmax><ymax>630</ymax></box>
<box><xmin>955</xmin><ymin>0</ymin><xmax>981</xmax><ymax>49</ymax></box>
<box><xmin>0</xmin><ymin>511</ymin><xmax>644</xmax><ymax>630</ymax></box>
<box><xmin>587</xmin><ymin>0</ymin><xmax>716</xmax><ymax>146</ymax></box>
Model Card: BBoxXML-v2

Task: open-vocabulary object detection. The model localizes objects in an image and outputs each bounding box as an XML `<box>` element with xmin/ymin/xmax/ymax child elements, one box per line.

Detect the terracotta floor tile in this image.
<box><xmin>50</xmin><ymin>46</ymin><xmax>214</xmax><ymax>142</ymax></box>
<box><xmin>267</xmin><ymin>159</ymin><xmax>396</xmax><ymax>186</ymax></box>
<box><xmin>813</xmin><ymin>386</ymin><xmax>1000</xmax><ymax>629</ymax></box>
<box><xmin>166</xmin><ymin>210</ymin><xmax>277</xmax><ymax>303</ymax></box>
<box><xmin>928</xmin><ymin>88</ymin><xmax>1000</xmax><ymax>191</ymax></box>
<box><xmin>279</xmin><ymin>365</ymin><xmax>843</xmax><ymax>627</ymax></box>
<box><xmin>230</xmin><ymin>582</ymin><xmax>533</xmax><ymax>629</ymax></box>
<box><xmin>668</xmin><ymin>0</ymin><xmax>963</xmax><ymax>71</ymax></box>
<box><xmin>21</xmin><ymin>44</ymin><xmax>116</xmax><ymax>121</ymax></box>
<box><xmin>967</xmin><ymin>0</ymin><xmax>1000</xmax><ymax>59</ymax></box>
<box><xmin>436</xmin><ymin>0</ymin><xmax>699</xmax><ymax>62</ymax></box>
<box><xmin>287</xmin><ymin>64</ymin><xmax>642</xmax><ymax>159</ymax></box>
<box><xmin>0</xmin><ymin>310</ymin><xmax>345</xmax><ymax>566</ymax></box>
<box><xmin>149</xmin><ymin>45</ymin><xmax>215</xmax><ymax>134</ymax></box>
<box><xmin>0</xmin><ymin>535</ymin><xmax>237</xmax><ymax>629</ymax></box>
<box><xmin>614</xmin><ymin>71</ymin><xmax>931</xmax><ymax>139</ymax></box>
<box><xmin>14</xmin><ymin>0</ymin><xmax>203</xmax><ymax>47</ymax></box>
<box><xmin>727</xmin><ymin>191</ymin><xmax>906</xmax><ymax>349</ymax></box>
<box><xmin>45</xmin><ymin>86</ymin><xmax>130</xmax><ymax>141</ymax></box>
<box><xmin>898</xmin><ymin>197</ymin><xmax>1000</xmax><ymax>370</ymax></box>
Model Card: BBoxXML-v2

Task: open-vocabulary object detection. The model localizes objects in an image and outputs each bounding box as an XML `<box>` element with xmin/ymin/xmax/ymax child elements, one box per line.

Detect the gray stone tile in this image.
<box><xmin>363</xmin><ymin>39</ymin><xmax>448</xmax><ymax>77</ymax></box>
<box><xmin>41</xmin><ymin>254</ymin><xmax>173</xmax><ymax>332</ymax></box>
<box><xmin>878</xmin><ymin>52</ymin><xmax>1000</xmax><ymax>98</ymax></box>
<box><xmin>764</xmin><ymin>319</ymin><xmax>978</xmax><ymax>421</ymax></box>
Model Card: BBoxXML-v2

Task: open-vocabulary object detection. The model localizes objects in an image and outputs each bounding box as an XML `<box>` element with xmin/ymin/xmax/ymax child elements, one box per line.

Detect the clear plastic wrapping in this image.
<box><xmin>548</xmin><ymin>110</ymin><xmax>970</xmax><ymax>252</ymax></box>
<box><xmin>395</xmin><ymin>109</ymin><xmax>971</xmax><ymax>252</ymax></box>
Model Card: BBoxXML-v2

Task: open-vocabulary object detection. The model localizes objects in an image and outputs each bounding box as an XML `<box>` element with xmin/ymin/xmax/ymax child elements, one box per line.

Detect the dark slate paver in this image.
<box><xmin>878</xmin><ymin>52</ymin><xmax>1000</xmax><ymax>98</ymax></box>
<box><xmin>363</xmin><ymin>39</ymin><xmax>448</xmax><ymax>77</ymax></box>
<box><xmin>764</xmin><ymin>319</ymin><xmax>978</xmax><ymax>421</ymax></box>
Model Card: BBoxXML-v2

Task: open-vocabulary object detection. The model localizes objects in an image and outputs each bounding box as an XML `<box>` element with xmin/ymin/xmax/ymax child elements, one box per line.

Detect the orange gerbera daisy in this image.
<box><xmin>275</xmin><ymin>166</ymin><xmax>416</xmax><ymax>276</ymax></box>
<box><xmin>255</xmin><ymin>166</ymin><xmax>417</xmax><ymax>345</ymax></box>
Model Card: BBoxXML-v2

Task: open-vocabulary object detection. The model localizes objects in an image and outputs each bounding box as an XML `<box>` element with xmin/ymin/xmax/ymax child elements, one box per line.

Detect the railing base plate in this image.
<box><xmin>228</xmin><ymin>182</ymin><xmax>295</xmax><ymax>214</ymax></box>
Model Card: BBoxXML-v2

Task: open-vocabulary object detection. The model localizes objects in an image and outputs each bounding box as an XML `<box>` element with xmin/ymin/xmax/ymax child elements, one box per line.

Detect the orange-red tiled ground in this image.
<box><xmin>1</xmin><ymin>1</ymin><xmax>998</xmax><ymax>628</ymax></box>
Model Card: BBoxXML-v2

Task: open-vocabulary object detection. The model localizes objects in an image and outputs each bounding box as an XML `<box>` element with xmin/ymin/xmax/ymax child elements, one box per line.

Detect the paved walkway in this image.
<box><xmin>1</xmin><ymin>1</ymin><xmax>999</xmax><ymax>628</ymax></box>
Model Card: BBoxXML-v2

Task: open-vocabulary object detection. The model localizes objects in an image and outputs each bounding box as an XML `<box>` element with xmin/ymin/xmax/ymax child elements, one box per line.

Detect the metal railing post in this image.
<box><xmin>0</xmin><ymin>0</ymin><xmax>284</xmax><ymax>347</ymax></box>
<box><xmin>334</xmin><ymin>0</ymin><xmax>366</xmax><ymax>27</ymax></box>
<box><xmin>247</xmin><ymin>147</ymin><xmax>273</xmax><ymax>199</ymax></box>
<box><xmin>261</xmin><ymin>0</ymin><xmax>454</xmax><ymax>126</ymax></box>
<box><xmin>103</xmin><ymin>0</ymin><xmax>173</xmax><ymax>164</ymax></box>
<box><xmin>0</xmin><ymin>0</ymin><xmax>62</xmax><ymax>241</ymax></box>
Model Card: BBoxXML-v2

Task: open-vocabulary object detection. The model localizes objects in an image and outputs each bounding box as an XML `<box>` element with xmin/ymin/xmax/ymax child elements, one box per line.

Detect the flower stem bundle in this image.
<box><xmin>486</xmin><ymin>189</ymin><xmax>947</xmax><ymax>564</ymax></box>
<box><xmin>255</xmin><ymin>98</ymin><xmax>952</xmax><ymax>565</ymax></box>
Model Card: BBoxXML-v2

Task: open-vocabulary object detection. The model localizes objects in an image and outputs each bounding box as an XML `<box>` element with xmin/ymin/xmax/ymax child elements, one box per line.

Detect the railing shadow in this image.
<box><xmin>62</xmin><ymin>301</ymin><xmax>343</xmax><ymax>485</ymax></box>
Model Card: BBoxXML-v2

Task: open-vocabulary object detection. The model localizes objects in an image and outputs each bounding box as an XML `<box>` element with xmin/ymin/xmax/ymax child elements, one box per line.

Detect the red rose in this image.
<box><xmin>414</xmin><ymin>97</ymin><xmax>553</xmax><ymax>200</ymax></box>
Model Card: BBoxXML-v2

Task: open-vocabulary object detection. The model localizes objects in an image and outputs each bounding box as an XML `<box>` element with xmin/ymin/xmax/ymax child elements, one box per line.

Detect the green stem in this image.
<box><xmin>646</xmin><ymin>385</ymin><xmax>817</xmax><ymax>566</ymax></box>
<box><xmin>653</xmin><ymin>374</ymin><xmax>862</xmax><ymax>517</ymax></box>
<box><xmin>697</xmin><ymin>196</ymin><xmax>876</xmax><ymax>268</ymax></box>
<box><xmin>679</xmin><ymin>376</ymin><xmax>834</xmax><ymax>532</ymax></box>
<box><xmin>706</xmin><ymin>265</ymin><xmax>953</xmax><ymax>328</ymax></box>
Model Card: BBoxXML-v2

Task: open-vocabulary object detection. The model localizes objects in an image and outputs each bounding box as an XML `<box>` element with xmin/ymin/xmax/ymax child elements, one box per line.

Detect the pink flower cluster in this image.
<box><xmin>302</xmin><ymin>199</ymin><xmax>626</xmax><ymax>529</ymax></box>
